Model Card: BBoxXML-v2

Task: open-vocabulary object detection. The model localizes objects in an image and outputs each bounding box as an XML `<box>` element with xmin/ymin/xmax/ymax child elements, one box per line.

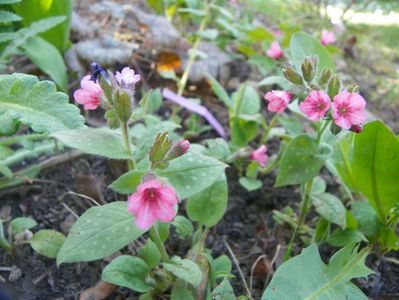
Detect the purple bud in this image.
<box><xmin>350</xmin><ymin>124</ymin><xmax>363</xmax><ymax>133</ymax></box>
<box><xmin>165</xmin><ymin>140</ymin><xmax>190</xmax><ymax>161</ymax></box>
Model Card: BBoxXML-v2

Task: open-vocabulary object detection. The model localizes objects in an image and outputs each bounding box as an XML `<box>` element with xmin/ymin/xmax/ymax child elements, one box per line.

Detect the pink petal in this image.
<box><xmin>159</xmin><ymin>185</ymin><xmax>179</xmax><ymax>205</ymax></box>
<box><xmin>153</xmin><ymin>199</ymin><xmax>176</xmax><ymax>222</ymax></box>
<box><xmin>134</xmin><ymin>202</ymin><xmax>156</xmax><ymax>230</ymax></box>
<box><xmin>137</xmin><ymin>179</ymin><xmax>162</xmax><ymax>193</ymax></box>
<box><xmin>127</xmin><ymin>193</ymin><xmax>145</xmax><ymax>214</ymax></box>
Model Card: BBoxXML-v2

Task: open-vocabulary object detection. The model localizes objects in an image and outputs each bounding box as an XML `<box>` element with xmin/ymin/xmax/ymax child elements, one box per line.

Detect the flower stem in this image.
<box><xmin>151</xmin><ymin>224</ymin><xmax>170</xmax><ymax>262</ymax></box>
<box><xmin>284</xmin><ymin>179</ymin><xmax>314</xmax><ymax>260</ymax></box>
<box><xmin>261</xmin><ymin>114</ymin><xmax>278</xmax><ymax>144</ymax></box>
<box><xmin>316</xmin><ymin>120</ymin><xmax>331</xmax><ymax>143</ymax></box>
<box><xmin>121</xmin><ymin>121</ymin><xmax>136</xmax><ymax>170</ymax></box>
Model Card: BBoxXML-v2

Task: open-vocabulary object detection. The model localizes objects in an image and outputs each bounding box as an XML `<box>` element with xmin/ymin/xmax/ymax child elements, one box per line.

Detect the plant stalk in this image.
<box><xmin>151</xmin><ymin>224</ymin><xmax>170</xmax><ymax>262</ymax></box>
<box><xmin>120</xmin><ymin>122</ymin><xmax>136</xmax><ymax>170</ymax></box>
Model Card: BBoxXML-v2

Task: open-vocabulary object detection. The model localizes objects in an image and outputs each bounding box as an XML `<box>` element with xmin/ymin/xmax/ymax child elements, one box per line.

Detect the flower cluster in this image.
<box><xmin>265</xmin><ymin>89</ymin><xmax>366</xmax><ymax>130</ymax></box>
<box><xmin>73</xmin><ymin>65</ymin><xmax>140</xmax><ymax>111</ymax></box>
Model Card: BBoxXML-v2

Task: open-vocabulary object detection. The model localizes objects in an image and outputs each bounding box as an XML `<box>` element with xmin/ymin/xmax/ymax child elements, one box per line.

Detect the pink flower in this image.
<box><xmin>299</xmin><ymin>90</ymin><xmax>331</xmax><ymax>121</ymax></box>
<box><xmin>73</xmin><ymin>75</ymin><xmax>103</xmax><ymax>110</ymax></box>
<box><xmin>128</xmin><ymin>179</ymin><xmax>178</xmax><ymax>230</ymax></box>
<box><xmin>332</xmin><ymin>91</ymin><xmax>366</xmax><ymax>129</ymax></box>
<box><xmin>321</xmin><ymin>30</ymin><xmax>336</xmax><ymax>46</ymax></box>
<box><xmin>264</xmin><ymin>90</ymin><xmax>292</xmax><ymax>113</ymax></box>
<box><xmin>266</xmin><ymin>42</ymin><xmax>283</xmax><ymax>59</ymax></box>
<box><xmin>250</xmin><ymin>145</ymin><xmax>268</xmax><ymax>167</ymax></box>
<box><xmin>115</xmin><ymin>67</ymin><xmax>140</xmax><ymax>88</ymax></box>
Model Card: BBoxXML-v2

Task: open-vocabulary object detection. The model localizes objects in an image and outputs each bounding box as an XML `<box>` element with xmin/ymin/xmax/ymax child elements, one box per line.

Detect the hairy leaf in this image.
<box><xmin>0</xmin><ymin>73</ymin><xmax>83</xmax><ymax>133</ymax></box>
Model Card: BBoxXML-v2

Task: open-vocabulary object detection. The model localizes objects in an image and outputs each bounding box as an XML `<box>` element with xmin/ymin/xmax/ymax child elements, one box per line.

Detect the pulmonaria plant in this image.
<box><xmin>321</xmin><ymin>29</ymin><xmax>336</xmax><ymax>46</ymax></box>
<box><xmin>266</xmin><ymin>41</ymin><xmax>284</xmax><ymax>60</ymax></box>
<box><xmin>52</xmin><ymin>63</ymin><xmax>231</xmax><ymax>299</ymax></box>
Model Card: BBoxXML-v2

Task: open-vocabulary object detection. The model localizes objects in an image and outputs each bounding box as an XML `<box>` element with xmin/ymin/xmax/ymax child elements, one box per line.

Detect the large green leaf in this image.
<box><xmin>13</xmin><ymin>0</ymin><xmax>72</xmax><ymax>52</ymax></box>
<box><xmin>262</xmin><ymin>244</ymin><xmax>372</xmax><ymax>300</ymax></box>
<box><xmin>352</xmin><ymin>121</ymin><xmax>399</xmax><ymax>221</ymax></box>
<box><xmin>102</xmin><ymin>256</ymin><xmax>151</xmax><ymax>292</ymax></box>
<box><xmin>290</xmin><ymin>32</ymin><xmax>335</xmax><ymax>78</ymax></box>
<box><xmin>187</xmin><ymin>174</ymin><xmax>228</xmax><ymax>227</ymax></box>
<box><xmin>22</xmin><ymin>36</ymin><xmax>68</xmax><ymax>91</ymax></box>
<box><xmin>275</xmin><ymin>135</ymin><xmax>333</xmax><ymax>187</ymax></box>
<box><xmin>52</xmin><ymin>127</ymin><xmax>132</xmax><ymax>160</ymax></box>
<box><xmin>57</xmin><ymin>201</ymin><xmax>145</xmax><ymax>265</ymax></box>
<box><xmin>0</xmin><ymin>73</ymin><xmax>84</xmax><ymax>133</ymax></box>
<box><xmin>0</xmin><ymin>10</ymin><xmax>21</xmax><ymax>23</ymax></box>
<box><xmin>109</xmin><ymin>169</ymin><xmax>147</xmax><ymax>194</ymax></box>
<box><xmin>156</xmin><ymin>151</ymin><xmax>227</xmax><ymax>199</ymax></box>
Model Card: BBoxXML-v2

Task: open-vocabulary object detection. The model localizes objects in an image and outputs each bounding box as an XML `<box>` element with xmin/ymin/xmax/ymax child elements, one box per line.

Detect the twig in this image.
<box><xmin>60</xmin><ymin>203</ymin><xmax>79</xmax><ymax>219</ymax></box>
<box><xmin>250</xmin><ymin>254</ymin><xmax>267</xmax><ymax>294</ymax></box>
<box><xmin>59</xmin><ymin>191</ymin><xmax>102</xmax><ymax>207</ymax></box>
<box><xmin>224</xmin><ymin>238</ymin><xmax>253</xmax><ymax>300</ymax></box>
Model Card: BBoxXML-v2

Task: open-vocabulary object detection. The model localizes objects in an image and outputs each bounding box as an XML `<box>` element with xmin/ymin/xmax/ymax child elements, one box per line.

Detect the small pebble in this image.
<box><xmin>8</xmin><ymin>265</ymin><xmax>22</xmax><ymax>282</ymax></box>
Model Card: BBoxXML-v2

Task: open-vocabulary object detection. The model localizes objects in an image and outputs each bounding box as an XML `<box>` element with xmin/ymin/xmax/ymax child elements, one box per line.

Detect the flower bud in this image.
<box><xmin>149</xmin><ymin>132</ymin><xmax>172</xmax><ymax>169</ymax></box>
<box><xmin>328</xmin><ymin>74</ymin><xmax>341</xmax><ymax>98</ymax></box>
<box><xmin>350</xmin><ymin>124</ymin><xmax>363</xmax><ymax>133</ymax></box>
<box><xmin>283</xmin><ymin>66</ymin><xmax>303</xmax><ymax>85</ymax></box>
<box><xmin>301</xmin><ymin>56</ymin><xmax>316</xmax><ymax>82</ymax></box>
<box><xmin>347</xmin><ymin>83</ymin><xmax>359</xmax><ymax>93</ymax></box>
<box><xmin>165</xmin><ymin>140</ymin><xmax>190</xmax><ymax>161</ymax></box>
<box><xmin>319</xmin><ymin>68</ymin><xmax>332</xmax><ymax>86</ymax></box>
<box><xmin>114</xmin><ymin>89</ymin><xmax>133</xmax><ymax>122</ymax></box>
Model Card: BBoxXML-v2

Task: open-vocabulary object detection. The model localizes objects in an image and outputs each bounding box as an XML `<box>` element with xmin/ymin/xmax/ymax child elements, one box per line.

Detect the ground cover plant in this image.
<box><xmin>0</xmin><ymin>0</ymin><xmax>399</xmax><ymax>299</ymax></box>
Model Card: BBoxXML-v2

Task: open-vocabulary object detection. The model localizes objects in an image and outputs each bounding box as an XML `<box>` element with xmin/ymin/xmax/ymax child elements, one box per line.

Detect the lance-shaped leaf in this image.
<box><xmin>0</xmin><ymin>73</ymin><xmax>84</xmax><ymax>133</ymax></box>
<box><xmin>262</xmin><ymin>243</ymin><xmax>372</xmax><ymax>300</ymax></box>
<box><xmin>57</xmin><ymin>201</ymin><xmax>145</xmax><ymax>265</ymax></box>
<box><xmin>52</xmin><ymin>127</ymin><xmax>131</xmax><ymax>160</ymax></box>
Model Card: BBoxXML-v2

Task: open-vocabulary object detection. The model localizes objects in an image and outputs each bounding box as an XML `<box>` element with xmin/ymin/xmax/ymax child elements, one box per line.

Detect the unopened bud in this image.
<box><xmin>350</xmin><ymin>124</ymin><xmax>363</xmax><ymax>133</ymax></box>
<box><xmin>301</xmin><ymin>56</ymin><xmax>316</xmax><ymax>82</ymax></box>
<box><xmin>328</xmin><ymin>75</ymin><xmax>341</xmax><ymax>98</ymax></box>
<box><xmin>114</xmin><ymin>89</ymin><xmax>132</xmax><ymax>122</ymax></box>
<box><xmin>149</xmin><ymin>132</ymin><xmax>172</xmax><ymax>169</ymax></box>
<box><xmin>165</xmin><ymin>140</ymin><xmax>190</xmax><ymax>161</ymax></box>
<box><xmin>283</xmin><ymin>66</ymin><xmax>303</xmax><ymax>85</ymax></box>
<box><xmin>319</xmin><ymin>68</ymin><xmax>332</xmax><ymax>86</ymax></box>
<box><xmin>347</xmin><ymin>83</ymin><xmax>359</xmax><ymax>93</ymax></box>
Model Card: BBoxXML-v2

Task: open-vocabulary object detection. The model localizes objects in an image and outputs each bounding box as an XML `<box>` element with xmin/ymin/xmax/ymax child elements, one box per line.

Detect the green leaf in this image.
<box><xmin>29</xmin><ymin>229</ymin><xmax>65</xmax><ymax>258</ymax></box>
<box><xmin>327</xmin><ymin>229</ymin><xmax>367</xmax><ymax>247</ymax></box>
<box><xmin>232</xmin><ymin>85</ymin><xmax>260</xmax><ymax>115</ymax></box>
<box><xmin>57</xmin><ymin>201</ymin><xmax>145</xmax><ymax>265</ymax></box>
<box><xmin>230</xmin><ymin>116</ymin><xmax>259</xmax><ymax>147</ymax></box>
<box><xmin>109</xmin><ymin>170</ymin><xmax>146</xmax><ymax>194</ymax></box>
<box><xmin>13</xmin><ymin>0</ymin><xmax>72</xmax><ymax>52</ymax></box>
<box><xmin>187</xmin><ymin>174</ymin><xmax>228</xmax><ymax>227</ymax></box>
<box><xmin>239</xmin><ymin>177</ymin><xmax>262</xmax><ymax>192</ymax></box>
<box><xmin>212</xmin><ymin>278</ymin><xmax>235</xmax><ymax>300</ymax></box>
<box><xmin>172</xmin><ymin>216</ymin><xmax>193</xmax><ymax>239</ymax></box>
<box><xmin>352</xmin><ymin>201</ymin><xmax>380</xmax><ymax>238</ymax></box>
<box><xmin>1</xmin><ymin>16</ymin><xmax>66</xmax><ymax>62</ymax></box>
<box><xmin>156</xmin><ymin>151</ymin><xmax>227</xmax><ymax>199</ymax></box>
<box><xmin>52</xmin><ymin>127</ymin><xmax>132</xmax><ymax>159</ymax></box>
<box><xmin>138</xmin><ymin>239</ymin><xmax>161</xmax><ymax>268</ymax></box>
<box><xmin>102</xmin><ymin>255</ymin><xmax>151</xmax><ymax>292</ymax></box>
<box><xmin>163</xmin><ymin>257</ymin><xmax>202</xmax><ymax>288</ymax></box>
<box><xmin>207</xmin><ymin>74</ymin><xmax>231</xmax><ymax>108</ymax></box>
<box><xmin>275</xmin><ymin>135</ymin><xmax>333</xmax><ymax>187</ymax></box>
<box><xmin>10</xmin><ymin>217</ymin><xmax>37</xmax><ymax>235</ymax></box>
<box><xmin>262</xmin><ymin>243</ymin><xmax>372</xmax><ymax>300</ymax></box>
<box><xmin>0</xmin><ymin>0</ymin><xmax>21</xmax><ymax>4</ymax></box>
<box><xmin>352</xmin><ymin>121</ymin><xmax>399</xmax><ymax>221</ymax></box>
<box><xmin>203</xmin><ymin>138</ymin><xmax>231</xmax><ymax>161</ymax></box>
<box><xmin>289</xmin><ymin>32</ymin><xmax>335</xmax><ymax>79</ymax></box>
<box><xmin>258</xmin><ymin>75</ymin><xmax>292</xmax><ymax>90</ymax></box>
<box><xmin>0</xmin><ymin>10</ymin><xmax>22</xmax><ymax>23</ymax></box>
<box><xmin>311</xmin><ymin>193</ymin><xmax>346</xmax><ymax>228</ymax></box>
<box><xmin>22</xmin><ymin>36</ymin><xmax>68</xmax><ymax>91</ymax></box>
<box><xmin>171</xmin><ymin>284</ymin><xmax>195</xmax><ymax>300</ymax></box>
<box><xmin>0</xmin><ymin>163</ymin><xmax>12</xmax><ymax>178</ymax></box>
<box><xmin>0</xmin><ymin>73</ymin><xmax>84</xmax><ymax>133</ymax></box>
<box><xmin>0</xmin><ymin>32</ymin><xmax>16</xmax><ymax>43</ymax></box>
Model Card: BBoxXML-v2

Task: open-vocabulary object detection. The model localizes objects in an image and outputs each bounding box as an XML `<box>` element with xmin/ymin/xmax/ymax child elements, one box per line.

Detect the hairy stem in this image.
<box><xmin>151</xmin><ymin>224</ymin><xmax>170</xmax><ymax>262</ymax></box>
<box><xmin>120</xmin><ymin>122</ymin><xmax>136</xmax><ymax>170</ymax></box>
